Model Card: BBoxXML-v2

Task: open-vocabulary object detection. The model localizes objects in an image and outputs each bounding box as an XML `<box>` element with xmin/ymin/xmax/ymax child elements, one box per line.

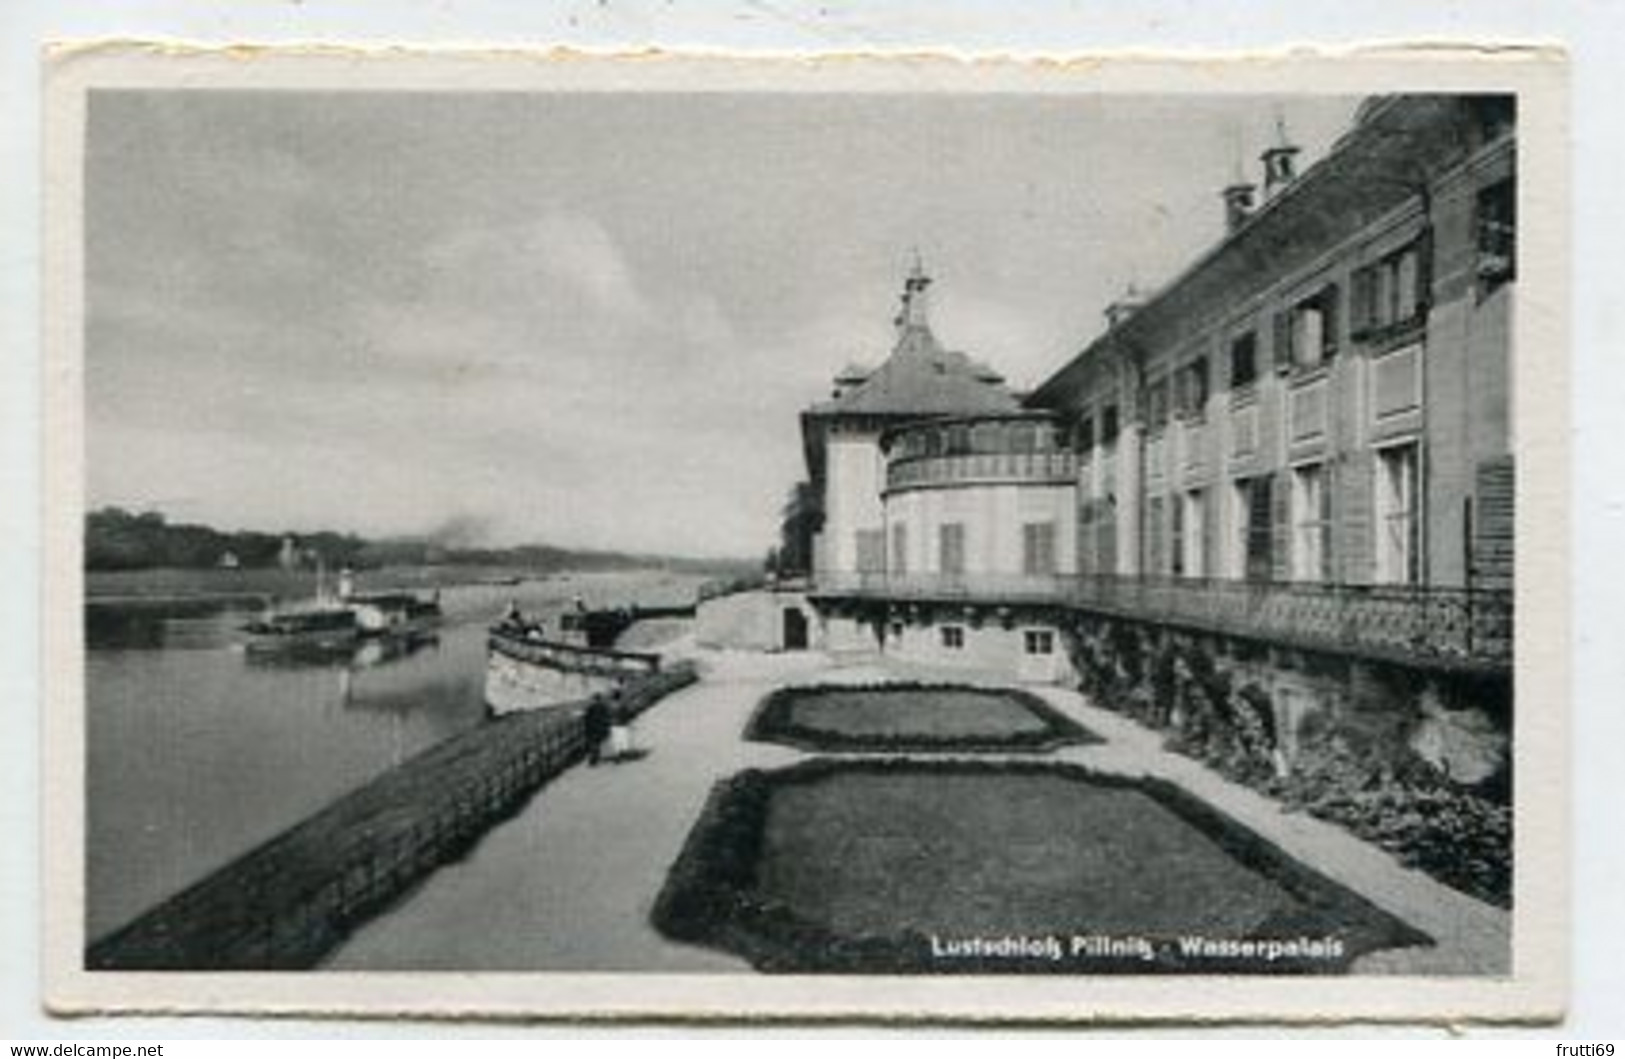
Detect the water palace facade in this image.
<box><xmin>793</xmin><ymin>94</ymin><xmax>1515</xmax><ymax>780</ymax></box>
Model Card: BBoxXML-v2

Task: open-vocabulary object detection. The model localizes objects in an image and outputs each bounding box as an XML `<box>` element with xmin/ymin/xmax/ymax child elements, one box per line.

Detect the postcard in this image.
<box><xmin>42</xmin><ymin>44</ymin><xmax>1567</xmax><ymax>1024</ymax></box>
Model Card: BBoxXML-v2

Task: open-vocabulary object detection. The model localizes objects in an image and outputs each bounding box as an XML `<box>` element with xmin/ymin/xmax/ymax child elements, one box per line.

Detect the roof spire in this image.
<box><xmin>894</xmin><ymin>250</ymin><xmax>933</xmax><ymax>335</ymax></box>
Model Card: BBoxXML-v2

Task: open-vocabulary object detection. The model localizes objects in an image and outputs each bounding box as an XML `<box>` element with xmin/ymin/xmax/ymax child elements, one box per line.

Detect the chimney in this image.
<box><xmin>1104</xmin><ymin>282</ymin><xmax>1147</xmax><ymax>329</ymax></box>
<box><xmin>1260</xmin><ymin>117</ymin><xmax>1301</xmax><ymax>200</ymax></box>
<box><xmin>1222</xmin><ymin>182</ymin><xmax>1256</xmax><ymax>233</ymax></box>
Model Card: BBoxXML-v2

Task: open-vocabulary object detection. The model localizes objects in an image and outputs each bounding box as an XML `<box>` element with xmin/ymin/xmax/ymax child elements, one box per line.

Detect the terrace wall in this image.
<box><xmin>1062</xmin><ymin>610</ymin><xmax>1510</xmax><ymax>787</ymax></box>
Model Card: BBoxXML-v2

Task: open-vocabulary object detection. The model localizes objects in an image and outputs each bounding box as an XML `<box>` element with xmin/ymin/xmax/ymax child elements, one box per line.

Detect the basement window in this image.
<box><xmin>1023</xmin><ymin>630</ymin><xmax>1054</xmax><ymax>655</ymax></box>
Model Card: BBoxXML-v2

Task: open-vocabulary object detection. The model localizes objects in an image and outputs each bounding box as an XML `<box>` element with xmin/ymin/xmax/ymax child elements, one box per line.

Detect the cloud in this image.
<box><xmin>85</xmin><ymin>90</ymin><xmax>1363</xmax><ymax>558</ymax></box>
<box><xmin>420</xmin><ymin>212</ymin><xmax>651</xmax><ymax>327</ymax></box>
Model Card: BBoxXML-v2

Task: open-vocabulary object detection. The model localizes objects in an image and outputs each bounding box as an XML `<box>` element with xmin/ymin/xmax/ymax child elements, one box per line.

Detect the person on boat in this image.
<box><xmin>583</xmin><ymin>695</ymin><xmax>613</xmax><ymax>767</ymax></box>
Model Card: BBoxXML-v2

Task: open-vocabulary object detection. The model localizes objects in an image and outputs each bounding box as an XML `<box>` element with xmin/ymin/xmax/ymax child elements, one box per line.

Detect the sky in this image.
<box><xmin>86</xmin><ymin>90</ymin><xmax>1359</xmax><ymax>558</ymax></box>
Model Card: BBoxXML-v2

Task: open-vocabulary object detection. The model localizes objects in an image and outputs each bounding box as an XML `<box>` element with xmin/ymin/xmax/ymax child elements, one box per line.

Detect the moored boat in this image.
<box><xmin>345</xmin><ymin>590</ymin><xmax>443</xmax><ymax>638</ymax></box>
<box><xmin>241</xmin><ymin>563</ymin><xmax>441</xmax><ymax>655</ymax></box>
<box><xmin>484</xmin><ymin>616</ymin><xmax>662</xmax><ymax>715</ymax></box>
<box><xmin>241</xmin><ymin>606</ymin><xmax>362</xmax><ymax>651</ymax></box>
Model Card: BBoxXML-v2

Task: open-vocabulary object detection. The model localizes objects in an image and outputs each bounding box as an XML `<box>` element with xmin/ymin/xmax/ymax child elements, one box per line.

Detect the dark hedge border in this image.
<box><xmin>651</xmin><ymin>757</ymin><xmax>1433</xmax><ymax>975</ymax></box>
<box><xmin>744</xmin><ymin>681</ymin><xmax>1102</xmax><ymax>754</ymax></box>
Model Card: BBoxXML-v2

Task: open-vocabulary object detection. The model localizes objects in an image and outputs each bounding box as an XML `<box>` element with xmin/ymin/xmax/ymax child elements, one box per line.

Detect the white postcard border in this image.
<box><xmin>40</xmin><ymin>44</ymin><xmax>1569</xmax><ymax>1025</ymax></box>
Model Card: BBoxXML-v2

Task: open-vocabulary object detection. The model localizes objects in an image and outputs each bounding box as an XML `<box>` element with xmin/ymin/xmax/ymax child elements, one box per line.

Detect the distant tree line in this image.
<box><xmin>84</xmin><ymin>507</ymin><xmax>755</xmax><ymax>578</ymax></box>
<box><xmin>85</xmin><ymin>508</ymin><xmax>365</xmax><ymax>571</ymax></box>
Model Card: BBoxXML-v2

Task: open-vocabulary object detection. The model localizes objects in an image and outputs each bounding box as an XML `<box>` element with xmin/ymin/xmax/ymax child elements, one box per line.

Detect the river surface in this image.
<box><xmin>84</xmin><ymin>569</ymin><xmax>704</xmax><ymax>941</ymax></box>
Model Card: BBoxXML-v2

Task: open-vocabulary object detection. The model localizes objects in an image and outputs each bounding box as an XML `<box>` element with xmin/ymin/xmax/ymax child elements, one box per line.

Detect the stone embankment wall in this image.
<box><xmin>87</xmin><ymin>663</ymin><xmax>699</xmax><ymax>971</ymax></box>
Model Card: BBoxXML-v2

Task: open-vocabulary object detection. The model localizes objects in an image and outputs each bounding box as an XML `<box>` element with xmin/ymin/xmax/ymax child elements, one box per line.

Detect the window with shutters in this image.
<box><xmin>1181</xmin><ymin>489</ymin><xmax>1206</xmax><ymax>578</ymax></box>
<box><xmin>1146</xmin><ymin>378</ymin><xmax>1170</xmax><ymax>433</ymax></box>
<box><xmin>1471</xmin><ymin>455</ymin><xmax>1515</xmax><ymax>590</ymax></box>
<box><xmin>1146</xmin><ymin>497</ymin><xmax>1166</xmax><ymax>575</ymax></box>
<box><xmin>1374</xmin><ymin>443</ymin><xmax>1420</xmax><ymax>585</ymax></box>
<box><xmin>1352</xmin><ymin>239</ymin><xmax>1429</xmax><ymax>339</ymax></box>
<box><xmin>1234</xmin><ymin>475</ymin><xmax>1274</xmax><ymax>583</ymax></box>
<box><xmin>1076</xmin><ymin>415</ymin><xmax>1094</xmax><ymax>455</ymax></box>
<box><xmin>1477</xmin><ymin>177</ymin><xmax>1516</xmax><ymax>296</ymax></box>
<box><xmin>1175</xmin><ymin>356</ymin><xmax>1210</xmax><ymax>420</ymax></box>
<box><xmin>855</xmin><ymin>529</ymin><xmax>886</xmax><ymax>574</ymax></box>
<box><xmin>1169</xmin><ymin>494</ymin><xmax>1185</xmax><ymax>577</ymax></box>
<box><xmin>938</xmin><ymin>522</ymin><xmax>966</xmax><ymax>577</ymax></box>
<box><xmin>1277</xmin><ymin>285</ymin><xmax>1341</xmax><ymax>372</ymax></box>
<box><xmin>1021</xmin><ymin>521</ymin><xmax>1057</xmax><ymax>576</ymax></box>
<box><xmin>1291</xmin><ymin>462</ymin><xmax>1331</xmax><ymax>581</ymax></box>
<box><xmin>1230</xmin><ymin>331</ymin><xmax>1259</xmax><ymax>391</ymax></box>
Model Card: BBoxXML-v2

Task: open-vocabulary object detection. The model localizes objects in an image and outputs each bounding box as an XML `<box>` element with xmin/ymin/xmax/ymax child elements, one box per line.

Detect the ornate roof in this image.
<box><xmin>808</xmin><ymin>263</ymin><xmax>1018</xmax><ymax>419</ymax></box>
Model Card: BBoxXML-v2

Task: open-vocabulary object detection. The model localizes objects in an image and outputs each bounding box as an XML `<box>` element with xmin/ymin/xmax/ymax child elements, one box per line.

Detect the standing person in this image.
<box><xmin>583</xmin><ymin>695</ymin><xmax>613</xmax><ymax>766</ymax></box>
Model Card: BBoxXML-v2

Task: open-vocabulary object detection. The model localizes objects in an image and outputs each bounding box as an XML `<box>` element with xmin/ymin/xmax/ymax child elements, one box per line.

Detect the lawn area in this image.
<box><xmin>746</xmin><ymin>683</ymin><xmax>1099</xmax><ymax>752</ymax></box>
<box><xmin>652</xmin><ymin>759</ymin><xmax>1430</xmax><ymax>973</ymax></box>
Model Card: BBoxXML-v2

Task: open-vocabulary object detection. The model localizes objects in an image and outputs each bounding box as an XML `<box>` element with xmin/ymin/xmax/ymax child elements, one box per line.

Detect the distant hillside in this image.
<box><xmin>84</xmin><ymin>507</ymin><xmax>757</xmax><ymax>580</ymax></box>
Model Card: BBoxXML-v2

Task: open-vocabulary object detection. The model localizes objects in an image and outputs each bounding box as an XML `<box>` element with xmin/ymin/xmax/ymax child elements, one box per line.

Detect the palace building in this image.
<box><xmin>795</xmin><ymin>94</ymin><xmax>1515</xmax><ymax>779</ymax></box>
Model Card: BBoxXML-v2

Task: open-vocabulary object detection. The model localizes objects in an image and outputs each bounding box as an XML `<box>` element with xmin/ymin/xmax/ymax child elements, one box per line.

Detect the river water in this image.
<box><xmin>84</xmin><ymin>569</ymin><xmax>704</xmax><ymax>942</ymax></box>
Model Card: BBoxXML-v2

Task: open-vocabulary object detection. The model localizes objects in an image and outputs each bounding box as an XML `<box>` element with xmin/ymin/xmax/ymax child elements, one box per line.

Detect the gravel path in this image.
<box><xmin>326</xmin><ymin>647</ymin><xmax>821</xmax><ymax>971</ymax></box>
<box><xmin>327</xmin><ymin>646</ymin><xmax>1508</xmax><ymax>974</ymax></box>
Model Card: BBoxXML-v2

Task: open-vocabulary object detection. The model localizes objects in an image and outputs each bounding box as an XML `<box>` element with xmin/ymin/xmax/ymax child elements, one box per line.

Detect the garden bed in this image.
<box><xmin>745</xmin><ymin>682</ymin><xmax>1099</xmax><ymax>753</ymax></box>
<box><xmin>652</xmin><ymin>758</ymin><xmax>1430</xmax><ymax>974</ymax></box>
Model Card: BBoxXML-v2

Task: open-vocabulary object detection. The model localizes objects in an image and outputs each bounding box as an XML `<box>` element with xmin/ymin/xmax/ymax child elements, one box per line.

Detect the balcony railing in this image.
<box><xmin>810</xmin><ymin>571</ymin><xmax>1512</xmax><ymax>669</ymax></box>
<box><xmin>886</xmin><ymin>451</ymin><xmax>1078</xmax><ymax>493</ymax></box>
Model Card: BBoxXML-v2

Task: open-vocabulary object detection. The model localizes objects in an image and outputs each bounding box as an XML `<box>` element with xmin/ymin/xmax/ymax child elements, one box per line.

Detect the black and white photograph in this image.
<box><xmin>39</xmin><ymin>48</ymin><xmax>1566</xmax><ymax>1022</ymax></box>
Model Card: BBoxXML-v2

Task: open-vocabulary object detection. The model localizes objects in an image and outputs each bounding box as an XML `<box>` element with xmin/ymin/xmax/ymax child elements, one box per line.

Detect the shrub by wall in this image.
<box><xmin>1063</xmin><ymin>614</ymin><xmax>1512</xmax><ymax>908</ymax></box>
